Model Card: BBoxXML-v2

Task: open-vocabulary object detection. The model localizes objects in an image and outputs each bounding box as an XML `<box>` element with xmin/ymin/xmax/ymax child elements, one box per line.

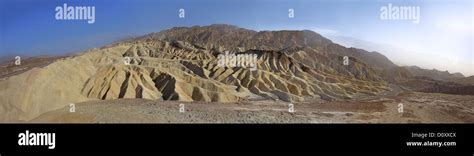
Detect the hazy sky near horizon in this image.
<box><xmin>0</xmin><ymin>0</ymin><xmax>472</xmax><ymax>75</ymax></box>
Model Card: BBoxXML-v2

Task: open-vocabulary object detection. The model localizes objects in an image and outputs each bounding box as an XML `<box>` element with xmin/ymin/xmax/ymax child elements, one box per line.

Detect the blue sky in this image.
<box><xmin>0</xmin><ymin>0</ymin><xmax>472</xmax><ymax>75</ymax></box>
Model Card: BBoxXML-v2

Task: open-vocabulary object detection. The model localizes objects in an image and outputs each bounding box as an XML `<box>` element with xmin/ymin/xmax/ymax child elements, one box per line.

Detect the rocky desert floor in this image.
<box><xmin>30</xmin><ymin>91</ymin><xmax>474</xmax><ymax>123</ymax></box>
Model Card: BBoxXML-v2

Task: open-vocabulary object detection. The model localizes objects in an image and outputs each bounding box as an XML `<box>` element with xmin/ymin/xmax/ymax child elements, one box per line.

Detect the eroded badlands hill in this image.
<box><xmin>1</xmin><ymin>25</ymin><xmax>395</xmax><ymax>121</ymax></box>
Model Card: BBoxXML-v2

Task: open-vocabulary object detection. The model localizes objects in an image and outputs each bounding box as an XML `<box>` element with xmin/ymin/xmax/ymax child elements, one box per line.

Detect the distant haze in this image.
<box><xmin>325</xmin><ymin>35</ymin><xmax>473</xmax><ymax>77</ymax></box>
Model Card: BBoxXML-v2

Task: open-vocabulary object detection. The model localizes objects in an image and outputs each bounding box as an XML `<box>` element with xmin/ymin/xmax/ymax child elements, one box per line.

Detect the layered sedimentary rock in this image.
<box><xmin>0</xmin><ymin>25</ymin><xmax>393</xmax><ymax>121</ymax></box>
<box><xmin>85</xmin><ymin>37</ymin><xmax>389</xmax><ymax>103</ymax></box>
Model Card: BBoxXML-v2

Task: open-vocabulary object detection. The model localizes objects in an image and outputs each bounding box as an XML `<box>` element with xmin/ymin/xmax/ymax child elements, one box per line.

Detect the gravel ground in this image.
<box><xmin>30</xmin><ymin>92</ymin><xmax>474</xmax><ymax>123</ymax></box>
